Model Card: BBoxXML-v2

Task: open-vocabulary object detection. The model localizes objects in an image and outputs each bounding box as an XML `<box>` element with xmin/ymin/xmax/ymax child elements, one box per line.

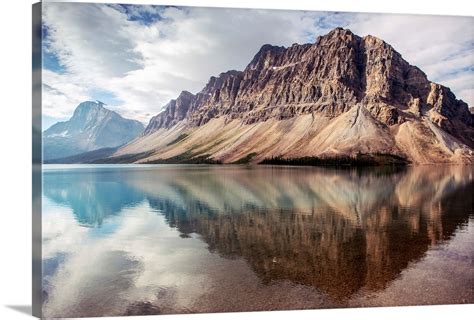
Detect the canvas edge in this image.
<box><xmin>32</xmin><ymin>2</ymin><xmax>43</xmax><ymax>318</ymax></box>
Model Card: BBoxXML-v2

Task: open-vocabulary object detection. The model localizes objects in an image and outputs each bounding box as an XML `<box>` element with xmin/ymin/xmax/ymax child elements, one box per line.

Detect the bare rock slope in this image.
<box><xmin>116</xmin><ymin>28</ymin><xmax>473</xmax><ymax>164</ymax></box>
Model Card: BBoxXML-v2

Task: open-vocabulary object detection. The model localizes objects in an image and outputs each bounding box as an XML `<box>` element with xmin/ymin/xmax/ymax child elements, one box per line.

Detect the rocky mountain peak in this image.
<box><xmin>43</xmin><ymin>101</ymin><xmax>144</xmax><ymax>161</ymax></box>
<box><xmin>176</xmin><ymin>90</ymin><xmax>194</xmax><ymax>103</ymax></box>
<box><xmin>142</xmin><ymin>27</ymin><xmax>473</xmax><ymax>151</ymax></box>
<box><xmin>72</xmin><ymin>100</ymin><xmax>107</xmax><ymax>117</ymax></box>
<box><xmin>64</xmin><ymin>101</ymin><xmax>112</xmax><ymax>133</ymax></box>
<box><xmin>363</xmin><ymin>34</ymin><xmax>388</xmax><ymax>47</ymax></box>
<box><xmin>320</xmin><ymin>27</ymin><xmax>359</xmax><ymax>42</ymax></box>
<box><xmin>246</xmin><ymin>44</ymin><xmax>286</xmax><ymax>71</ymax></box>
<box><xmin>201</xmin><ymin>70</ymin><xmax>243</xmax><ymax>94</ymax></box>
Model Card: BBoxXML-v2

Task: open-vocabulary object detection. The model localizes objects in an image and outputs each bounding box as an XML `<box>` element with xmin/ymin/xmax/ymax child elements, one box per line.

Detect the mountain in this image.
<box><xmin>43</xmin><ymin>101</ymin><xmax>144</xmax><ymax>161</ymax></box>
<box><xmin>111</xmin><ymin>28</ymin><xmax>473</xmax><ymax>164</ymax></box>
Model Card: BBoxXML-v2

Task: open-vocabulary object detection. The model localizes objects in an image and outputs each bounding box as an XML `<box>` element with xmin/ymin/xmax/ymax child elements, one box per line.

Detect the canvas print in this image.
<box><xmin>32</xmin><ymin>1</ymin><xmax>474</xmax><ymax>318</ymax></box>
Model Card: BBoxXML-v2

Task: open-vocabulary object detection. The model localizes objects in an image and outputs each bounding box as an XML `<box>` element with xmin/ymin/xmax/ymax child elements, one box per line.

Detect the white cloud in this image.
<box><xmin>41</xmin><ymin>3</ymin><xmax>328</xmax><ymax>124</ymax></box>
<box><xmin>42</xmin><ymin>3</ymin><xmax>473</xmax><ymax>127</ymax></box>
<box><xmin>344</xmin><ymin>13</ymin><xmax>474</xmax><ymax>105</ymax></box>
<box><xmin>42</xmin><ymin>70</ymin><xmax>90</xmax><ymax>119</ymax></box>
<box><xmin>42</xmin><ymin>201</ymin><xmax>217</xmax><ymax>317</ymax></box>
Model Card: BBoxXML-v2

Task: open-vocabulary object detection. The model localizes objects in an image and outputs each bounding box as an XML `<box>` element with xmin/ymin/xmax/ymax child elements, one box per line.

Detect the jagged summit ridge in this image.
<box><xmin>114</xmin><ymin>28</ymin><xmax>472</xmax><ymax>165</ymax></box>
<box><xmin>144</xmin><ymin>28</ymin><xmax>471</xmax><ymax>144</ymax></box>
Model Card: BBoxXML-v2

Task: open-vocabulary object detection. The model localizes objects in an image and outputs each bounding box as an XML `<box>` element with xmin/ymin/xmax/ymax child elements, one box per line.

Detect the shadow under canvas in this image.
<box><xmin>6</xmin><ymin>305</ymin><xmax>32</xmax><ymax>316</ymax></box>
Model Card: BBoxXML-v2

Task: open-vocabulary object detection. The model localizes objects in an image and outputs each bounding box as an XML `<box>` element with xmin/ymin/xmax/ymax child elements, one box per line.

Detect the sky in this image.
<box><xmin>41</xmin><ymin>2</ymin><xmax>474</xmax><ymax>129</ymax></box>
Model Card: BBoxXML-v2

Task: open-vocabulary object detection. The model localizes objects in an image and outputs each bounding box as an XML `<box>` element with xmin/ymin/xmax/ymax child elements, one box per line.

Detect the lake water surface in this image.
<box><xmin>41</xmin><ymin>165</ymin><xmax>474</xmax><ymax>317</ymax></box>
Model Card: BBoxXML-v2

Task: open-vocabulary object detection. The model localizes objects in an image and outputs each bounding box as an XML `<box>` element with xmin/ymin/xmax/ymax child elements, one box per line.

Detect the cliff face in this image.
<box><xmin>117</xmin><ymin>28</ymin><xmax>473</xmax><ymax>164</ymax></box>
<box><xmin>144</xmin><ymin>90</ymin><xmax>195</xmax><ymax>134</ymax></box>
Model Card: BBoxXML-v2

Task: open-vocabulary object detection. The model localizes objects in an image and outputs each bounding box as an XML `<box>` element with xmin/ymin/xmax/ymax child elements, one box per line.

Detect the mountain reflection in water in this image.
<box><xmin>41</xmin><ymin>165</ymin><xmax>474</xmax><ymax>317</ymax></box>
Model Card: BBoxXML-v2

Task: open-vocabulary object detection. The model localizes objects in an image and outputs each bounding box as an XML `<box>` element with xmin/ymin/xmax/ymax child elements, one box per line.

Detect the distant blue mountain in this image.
<box><xmin>43</xmin><ymin>101</ymin><xmax>144</xmax><ymax>161</ymax></box>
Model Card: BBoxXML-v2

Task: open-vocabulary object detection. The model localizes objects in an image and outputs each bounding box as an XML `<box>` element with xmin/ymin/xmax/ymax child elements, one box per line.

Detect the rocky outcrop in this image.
<box><xmin>144</xmin><ymin>91</ymin><xmax>194</xmax><ymax>134</ymax></box>
<box><xmin>115</xmin><ymin>28</ymin><xmax>473</xmax><ymax>164</ymax></box>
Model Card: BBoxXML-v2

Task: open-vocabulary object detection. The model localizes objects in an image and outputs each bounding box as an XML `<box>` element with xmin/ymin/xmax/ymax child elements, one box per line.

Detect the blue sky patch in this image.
<box><xmin>88</xmin><ymin>88</ymin><xmax>124</xmax><ymax>107</ymax></box>
<box><xmin>117</xmin><ymin>4</ymin><xmax>163</xmax><ymax>25</ymax></box>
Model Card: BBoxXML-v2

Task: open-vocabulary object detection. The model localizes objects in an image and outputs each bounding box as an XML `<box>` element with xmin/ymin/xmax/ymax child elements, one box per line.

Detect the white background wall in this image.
<box><xmin>0</xmin><ymin>1</ymin><xmax>472</xmax><ymax>319</ymax></box>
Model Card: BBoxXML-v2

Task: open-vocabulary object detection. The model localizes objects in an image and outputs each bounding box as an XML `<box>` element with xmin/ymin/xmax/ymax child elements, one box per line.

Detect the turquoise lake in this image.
<box><xmin>40</xmin><ymin>165</ymin><xmax>474</xmax><ymax>317</ymax></box>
